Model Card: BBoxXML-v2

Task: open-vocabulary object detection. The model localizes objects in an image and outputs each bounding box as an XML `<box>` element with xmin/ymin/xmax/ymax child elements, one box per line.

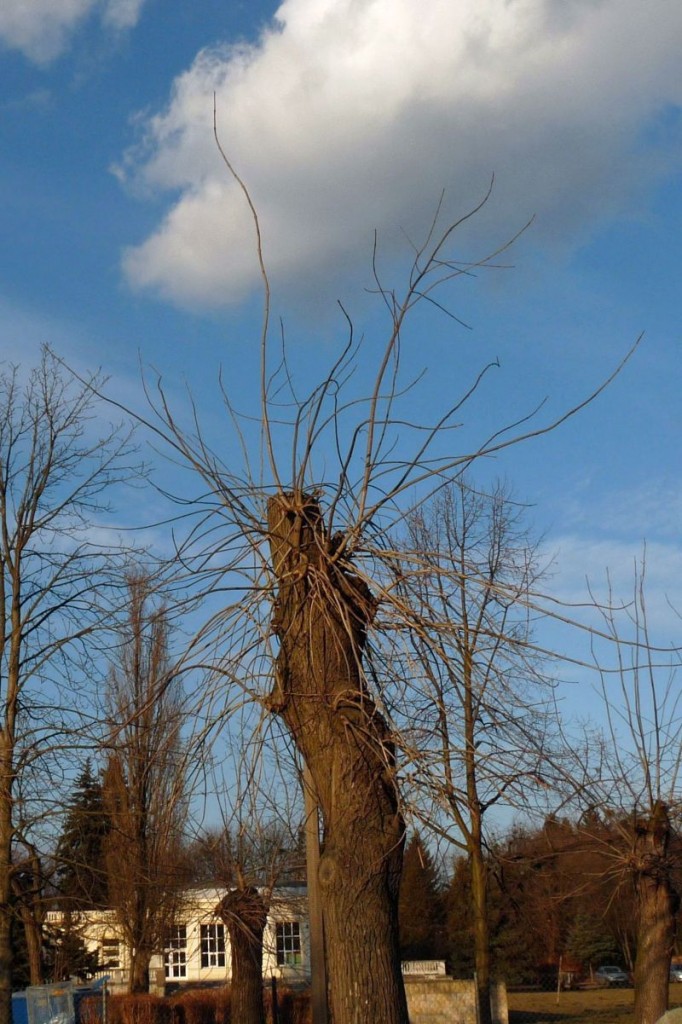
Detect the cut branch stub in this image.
<box><xmin>267</xmin><ymin>492</ymin><xmax>378</xmax><ymax>721</ymax></box>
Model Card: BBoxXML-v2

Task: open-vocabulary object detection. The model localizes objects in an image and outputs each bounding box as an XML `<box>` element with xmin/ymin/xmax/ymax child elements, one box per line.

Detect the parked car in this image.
<box><xmin>670</xmin><ymin>964</ymin><xmax>682</xmax><ymax>983</ymax></box>
<box><xmin>595</xmin><ymin>965</ymin><xmax>629</xmax><ymax>987</ymax></box>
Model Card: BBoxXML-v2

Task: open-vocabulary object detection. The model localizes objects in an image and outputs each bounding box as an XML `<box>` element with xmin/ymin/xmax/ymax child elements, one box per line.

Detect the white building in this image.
<box><xmin>46</xmin><ymin>885</ymin><xmax>310</xmax><ymax>991</ymax></box>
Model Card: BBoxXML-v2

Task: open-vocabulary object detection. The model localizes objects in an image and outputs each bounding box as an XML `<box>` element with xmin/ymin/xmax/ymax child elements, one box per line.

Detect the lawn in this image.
<box><xmin>507</xmin><ymin>983</ymin><xmax>682</xmax><ymax>1024</ymax></box>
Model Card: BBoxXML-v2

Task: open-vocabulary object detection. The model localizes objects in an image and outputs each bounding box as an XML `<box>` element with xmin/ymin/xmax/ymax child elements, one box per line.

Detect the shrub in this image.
<box><xmin>110</xmin><ymin>995</ymin><xmax>177</xmax><ymax>1024</ymax></box>
<box><xmin>172</xmin><ymin>988</ymin><xmax>231</xmax><ymax>1024</ymax></box>
<box><xmin>102</xmin><ymin>985</ymin><xmax>310</xmax><ymax>1024</ymax></box>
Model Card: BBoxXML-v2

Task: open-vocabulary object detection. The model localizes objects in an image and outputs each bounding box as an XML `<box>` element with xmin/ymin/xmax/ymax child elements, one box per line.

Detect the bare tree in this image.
<box><xmin>0</xmin><ymin>348</ymin><xmax>135</xmax><ymax>1024</ymax></box>
<box><xmin>560</xmin><ymin>557</ymin><xmax>682</xmax><ymax>1024</ymax></box>
<box><xmin>389</xmin><ymin>479</ymin><xmax>553</xmax><ymax>1023</ymax></box>
<box><xmin>103</xmin><ymin>573</ymin><xmax>189</xmax><ymax>993</ymax></box>
<box><xmin>96</xmin><ymin>152</ymin><xmax>639</xmax><ymax>1021</ymax></box>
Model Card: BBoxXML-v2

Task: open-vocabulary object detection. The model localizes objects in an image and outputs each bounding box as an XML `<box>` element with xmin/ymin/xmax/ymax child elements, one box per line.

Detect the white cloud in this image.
<box><xmin>544</xmin><ymin>535</ymin><xmax>682</xmax><ymax>647</ymax></box>
<box><xmin>0</xmin><ymin>0</ymin><xmax>146</xmax><ymax>63</ymax></box>
<box><xmin>102</xmin><ymin>0</ymin><xmax>145</xmax><ymax>31</ymax></box>
<box><xmin>121</xmin><ymin>0</ymin><xmax>682</xmax><ymax>309</ymax></box>
<box><xmin>558</xmin><ymin>478</ymin><xmax>682</xmax><ymax>544</ymax></box>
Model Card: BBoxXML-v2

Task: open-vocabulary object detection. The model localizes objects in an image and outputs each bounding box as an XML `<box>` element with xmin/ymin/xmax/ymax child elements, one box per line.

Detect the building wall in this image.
<box><xmin>46</xmin><ymin>886</ymin><xmax>310</xmax><ymax>991</ymax></box>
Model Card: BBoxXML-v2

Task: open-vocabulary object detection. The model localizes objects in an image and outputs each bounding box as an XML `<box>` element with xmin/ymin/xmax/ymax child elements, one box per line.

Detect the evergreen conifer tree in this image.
<box><xmin>54</xmin><ymin>761</ymin><xmax>110</xmax><ymax>909</ymax></box>
<box><xmin>398</xmin><ymin>834</ymin><xmax>446</xmax><ymax>961</ymax></box>
<box><xmin>566</xmin><ymin>912</ymin><xmax>619</xmax><ymax>972</ymax></box>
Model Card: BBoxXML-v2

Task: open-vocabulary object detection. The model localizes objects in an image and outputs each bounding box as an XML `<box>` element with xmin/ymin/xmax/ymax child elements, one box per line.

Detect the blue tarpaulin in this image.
<box><xmin>12</xmin><ymin>980</ymin><xmax>106</xmax><ymax>1024</ymax></box>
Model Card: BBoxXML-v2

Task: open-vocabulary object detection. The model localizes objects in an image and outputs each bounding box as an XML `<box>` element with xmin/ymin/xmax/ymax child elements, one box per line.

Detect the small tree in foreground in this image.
<box><xmin>196</xmin><ymin>771</ymin><xmax>299</xmax><ymax>1024</ymax></box>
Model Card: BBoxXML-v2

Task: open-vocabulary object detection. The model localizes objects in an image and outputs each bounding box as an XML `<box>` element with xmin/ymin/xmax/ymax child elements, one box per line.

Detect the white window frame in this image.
<box><xmin>275</xmin><ymin>921</ymin><xmax>302</xmax><ymax>967</ymax></box>
<box><xmin>165</xmin><ymin>924</ymin><xmax>187</xmax><ymax>980</ymax></box>
<box><xmin>200</xmin><ymin>922</ymin><xmax>226</xmax><ymax>969</ymax></box>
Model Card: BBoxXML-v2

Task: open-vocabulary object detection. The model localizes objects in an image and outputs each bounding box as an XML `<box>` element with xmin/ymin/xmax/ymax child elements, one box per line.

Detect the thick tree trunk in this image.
<box><xmin>267</xmin><ymin>494</ymin><xmax>408</xmax><ymax>1024</ymax></box>
<box><xmin>217</xmin><ymin>887</ymin><xmax>268</xmax><ymax>1024</ymax></box>
<box><xmin>129</xmin><ymin>948</ymin><xmax>152</xmax><ymax>994</ymax></box>
<box><xmin>632</xmin><ymin>802</ymin><xmax>677</xmax><ymax>1024</ymax></box>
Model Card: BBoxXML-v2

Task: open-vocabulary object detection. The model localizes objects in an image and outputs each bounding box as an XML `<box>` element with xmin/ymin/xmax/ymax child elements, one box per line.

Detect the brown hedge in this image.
<box><xmin>101</xmin><ymin>988</ymin><xmax>310</xmax><ymax>1024</ymax></box>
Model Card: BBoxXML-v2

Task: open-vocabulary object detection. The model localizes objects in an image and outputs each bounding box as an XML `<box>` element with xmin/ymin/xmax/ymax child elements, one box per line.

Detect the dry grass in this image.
<box><xmin>508</xmin><ymin>983</ymin><xmax>682</xmax><ymax>1024</ymax></box>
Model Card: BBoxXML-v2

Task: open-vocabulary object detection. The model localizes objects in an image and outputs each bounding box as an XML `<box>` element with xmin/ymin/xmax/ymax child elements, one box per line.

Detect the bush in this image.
<box><xmin>78</xmin><ymin>996</ymin><xmax>104</xmax><ymax>1024</ymax></box>
<box><xmin>172</xmin><ymin>989</ymin><xmax>231</xmax><ymax>1024</ymax></box>
<box><xmin>108</xmin><ymin>995</ymin><xmax>179</xmax><ymax>1024</ymax></box>
<box><xmin>104</xmin><ymin>986</ymin><xmax>310</xmax><ymax>1024</ymax></box>
<box><xmin>274</xmin><ymin>989</ymin><xmax>311</xmax><ymax>1024</ymax></box>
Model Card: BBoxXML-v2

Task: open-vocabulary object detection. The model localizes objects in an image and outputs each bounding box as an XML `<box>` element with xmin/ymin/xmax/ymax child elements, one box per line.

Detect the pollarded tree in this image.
<box><xmin>0</xmin><ymin>348</ymin><xmax>135</xmax><ymax>1024</ymax></box>
<box><xmin>194</xmin><ymin>755</ymin><xmax>301</xmax><ymax>1024</ymax></box>
<box><xmin>103</xmin><ymin>574</ymin><xmax>189</xmax><ymax>994</ymax></box>
<box><xmin>112</xmin><ymin>158</ymin><xmax>637</xmax><ymax>1023</ymax></box>
<box><xmin>209</xmin><ymin>821</ymin><xmax>293</xmax><ymax>1024</ymax></box>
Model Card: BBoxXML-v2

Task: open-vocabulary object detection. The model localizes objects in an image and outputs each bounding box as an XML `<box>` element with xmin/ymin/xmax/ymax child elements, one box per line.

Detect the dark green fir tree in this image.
<box><xmin>54</xmin><ymin>761</ymin><xmax>110</xmax><ymax>909</ymax></box>
<box><xmin>566</xmin><ymin>912</ymin><xmax>619</xmax><ymax>972</ymax></box>
<box><xmin>399</xmin><ymin>833</ymin><xmax>447</xmax><ymax>961</ymax></box>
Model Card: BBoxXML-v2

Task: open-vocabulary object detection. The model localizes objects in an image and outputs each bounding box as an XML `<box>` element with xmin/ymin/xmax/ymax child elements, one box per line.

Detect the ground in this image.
<box><xmin>507</xmin><ymin>983</ymin><xmax>682</xmax><ymax>1024</ymax></box>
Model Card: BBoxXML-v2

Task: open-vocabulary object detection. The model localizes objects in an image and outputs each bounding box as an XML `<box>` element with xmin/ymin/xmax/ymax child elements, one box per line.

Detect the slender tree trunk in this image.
<box><xmin>18</xmin><ymin>907</ymin><xmax>42</xmax><ymax>986</ymax></box>
<box><xmin>470</xmin><ymin>833</ymin><xmax>492</xmax><ymax>1024</ymax></box>
<box><xmin>632</xmin><ymin>803</ymin><xmax>677</xmax><ymax>1024</ymax></box>
<box><xmin>0</xmin><ymin>609</ymin><xmax>20</xmax><ymax>1024</ymax></box>
<box><xmin>13</xmin><ymin>852</ymin><xmax>44</xmax><ymax>986</ymax></box>
<box><xmin>218</xmin><ymin>887</ymin><xmax>268</xmax><ymax>1024</ymax></box>
<box><xmin>463</xmin><ymin>639</ymin><xmax>492</xmax><ymax>1024</ymax></box>
<box><xmin>0</xmin><ymin>581</ymin><xmax>20</xmax><ymax>1024</ymax></box>
<box><xmin>0</xmin><ymin>767</ymin><xmax>12</xmax><ymax>1024</ymax></box>
<box><xmin>268</xmin><ymin>494</ymin><xmax>408</xmax><ymax>1024</ymax></box>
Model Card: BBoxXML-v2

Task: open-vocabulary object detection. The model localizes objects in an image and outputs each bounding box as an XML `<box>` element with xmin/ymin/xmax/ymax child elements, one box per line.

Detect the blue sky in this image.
<box><xmin>1</xmin><ymin>0</ymin><xmax>681</xmax><ymax>739</ymax></box>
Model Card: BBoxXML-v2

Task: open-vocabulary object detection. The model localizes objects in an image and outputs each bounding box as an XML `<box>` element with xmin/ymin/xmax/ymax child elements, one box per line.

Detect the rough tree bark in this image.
<box><xmin>217</xmin><ymin>887</ymin><xmax>269</xmax><ymax>1024</ymax></box>
<box><xmin>129</xmin><ymin>945</ymin><xmax>154</xmax><ymax>995</ymax></box>
<box><xmin>632</xmin><ymin>802</ymin><xmax>677</xmax><ymax>1024</ymax></box>
<box><xmin>267</xmin><ymin>493</ymin><xmax>408</xmax><ymax>1024</ymax></box>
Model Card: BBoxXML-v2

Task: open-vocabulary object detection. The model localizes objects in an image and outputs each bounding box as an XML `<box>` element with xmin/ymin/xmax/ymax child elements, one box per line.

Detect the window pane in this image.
<box><xmin>275</xmin><ymin>922</ymin><xmax>301</xmax><ymax>967</ymax></box>
<box><xmin>165</xmin><ymin>924</ymin><xmax>187</xmax><ymax>979</ymax></box>
<box><xmin>200</xmin><ymin>923</ymin><xmax>226</xmax><ymax>968</ymax></box>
